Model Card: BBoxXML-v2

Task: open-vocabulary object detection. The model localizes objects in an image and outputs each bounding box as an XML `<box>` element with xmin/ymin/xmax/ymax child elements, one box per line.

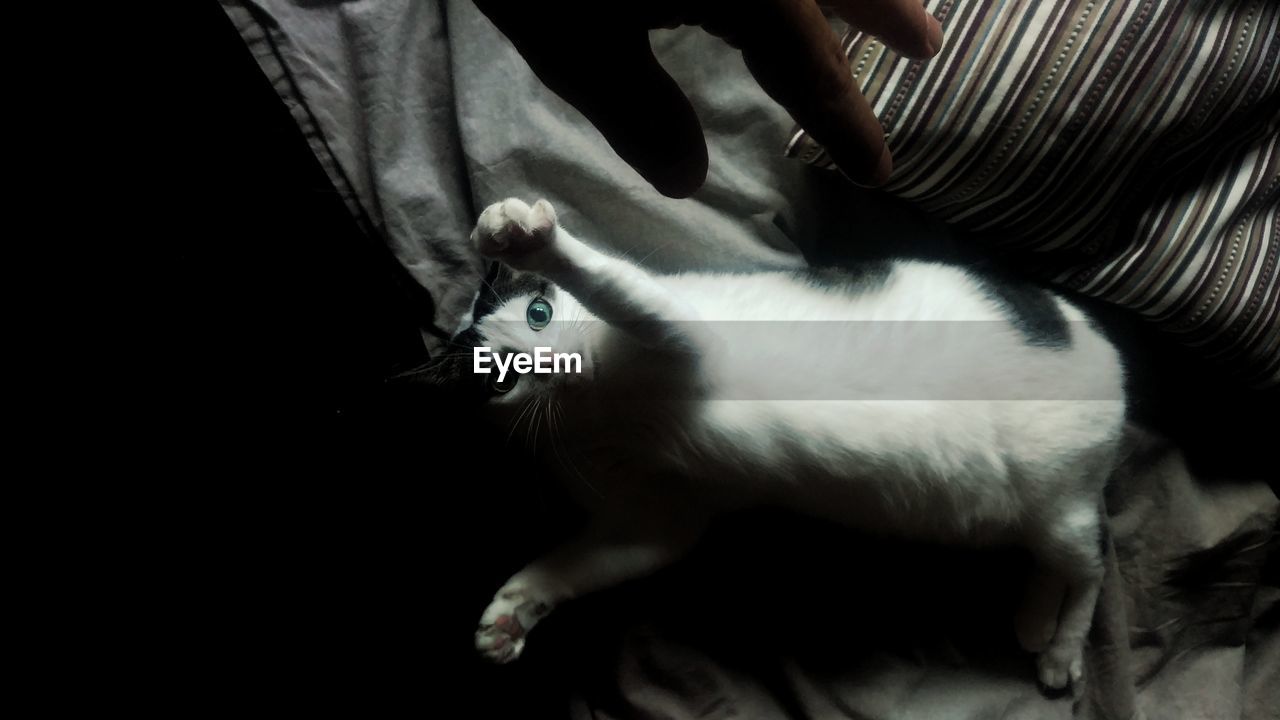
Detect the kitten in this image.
<box><xmin>421</xmin><ymin>198</ymin><xmax>1125</xmax><ymax>691</ymax></box>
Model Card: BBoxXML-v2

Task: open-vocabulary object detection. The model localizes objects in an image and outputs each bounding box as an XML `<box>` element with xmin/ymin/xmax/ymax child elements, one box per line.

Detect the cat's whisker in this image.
<box><xmin>633</xmin><ymin>237</ymin><xmax>678</xmax><ymax>268</ymax></box>
<box><xmin>546</xmin><ymin>400</ymin><xmax>570</xmax><ymax>472</ymax></box>
<box><xmin>392</xmin><ymin>349</ymin><xmax>476</xmax><ymax>377</ymax></box>
<box><xmin>524</xmin><ymin>397</ymin><xmax>545</xmax><ymax>452</ymax></box>
<box><xmin>506</xmin><ymin>398</ymin><xmax>533</xmax><ymax>438</ymax></box>
<box><xmin>479</xmin><ymin>275</ymin><xmax>510</xmax><ymax>308</ymax></box>
<box><xmin>568</xmin><ymin>307</ymin><xmax>594</xmax><ymax>344</ymax></box>
<box><xmin>388</xmin><ymin>366</ymin><xmax>430</xmax><ymax>380</ymax></box>
<box><xmin>548</xmin><ymin>399</ymin><xmax>601</xmax><ymax>498</ymax></box>
<box><xmin>417</xmin><ymin>352</ymin><xmax>473</xmax><ymax>364</ymax></box>
<box><xmin>609</xmin><ymin>238</ymin><xmax>648</xmax><ymax>265</ymax></box>
<box><xmin>506</xmin><ymin>397</ymin><xmax>537</xmax><ymax>447</ymax></box>
<box><xmin>536</xmin><ymin>397</ymin><xmax>553</xmax><ymax>454</ymax></box>
<box><xmin>530</xmin><ymin>400</ymin><xmax>545</xmax><ymax>453</ymax></box>
<box><xmin>388</xmin><ymin>358</ymin><xmax>456</xmax><ymax>380</ymax></box>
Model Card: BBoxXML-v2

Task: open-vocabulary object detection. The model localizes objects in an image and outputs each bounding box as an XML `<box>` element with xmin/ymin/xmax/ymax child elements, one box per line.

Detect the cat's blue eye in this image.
<box><xmin>526</xmin><ymin>298</ymin><xmax>553</xmax><ymax>330</ymax></box>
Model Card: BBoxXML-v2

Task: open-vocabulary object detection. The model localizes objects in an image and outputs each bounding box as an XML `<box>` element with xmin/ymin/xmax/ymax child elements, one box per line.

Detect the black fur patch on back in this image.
<box><xmin>794</xmin><ymin>261</ymin><xmax>894</xmax><ymax>294</ymax></box>
<box><xmin>968</xmin><ymin>270</ymin><xmax>1071</xmax><ymax>350</ymax></box>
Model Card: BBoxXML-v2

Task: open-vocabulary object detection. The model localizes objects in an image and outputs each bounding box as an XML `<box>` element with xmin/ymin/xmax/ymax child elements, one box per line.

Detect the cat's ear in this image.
<box><xmin>473</xmin><ymin>260</ymin><xmax>546</xmax><ymax>320</ymax></box>
<box><xmin>470</xmin><ymin>262</ymin><xmax>503</xmax><ymax>322</ymax></box>
<box><xmin>492</xmin><ymin>260</ymin><xmax>541</xmax><ymax>286</ymax></box>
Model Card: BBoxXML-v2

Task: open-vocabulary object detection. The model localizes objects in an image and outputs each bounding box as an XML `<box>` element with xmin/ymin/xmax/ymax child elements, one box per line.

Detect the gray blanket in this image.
<box><xmin>222</xmin><ymin>0</ymin><xmax>954</xmax><ymax>345</ymax></box>
<box><xmin>221</xmin><ymin>2</ymin><xmax>1277</xmax><ymax>717</ymax></box>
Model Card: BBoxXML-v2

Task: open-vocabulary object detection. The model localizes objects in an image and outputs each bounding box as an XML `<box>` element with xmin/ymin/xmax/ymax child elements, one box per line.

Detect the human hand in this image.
<box><xmin>472</xmin><ymin>1</ymin><xmax>942</xmax><ymax>197</ymax></box>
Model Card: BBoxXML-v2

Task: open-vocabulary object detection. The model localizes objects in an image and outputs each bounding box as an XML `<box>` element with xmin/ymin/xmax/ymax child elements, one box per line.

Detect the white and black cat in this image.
<box><xmin>421</xmin><ymin>198</ymin><xmax>1126</xmax><ymax>691</ymax></box>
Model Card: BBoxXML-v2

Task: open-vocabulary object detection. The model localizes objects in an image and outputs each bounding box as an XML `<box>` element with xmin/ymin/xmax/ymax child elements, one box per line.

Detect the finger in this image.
<box><xmin>825</xmin><ymin>0</ymin><xmax>943</xmax><ymax>59</ymax></box>
<box><xmin>706</xmin><ymin>0</ymin><xmax>891</xmax><ymax>186</ymax></box>
<box><xmin>474</xmin><ymin>3</ymin><xmax>707</xmax><ymax>198</ymax></box>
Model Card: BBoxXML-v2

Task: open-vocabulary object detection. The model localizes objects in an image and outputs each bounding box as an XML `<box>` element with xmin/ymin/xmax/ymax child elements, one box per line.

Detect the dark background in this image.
<box><xmin>162</xmin><ymin>6</ymin><xmax>569</xmax><ymax>715</ymax></box>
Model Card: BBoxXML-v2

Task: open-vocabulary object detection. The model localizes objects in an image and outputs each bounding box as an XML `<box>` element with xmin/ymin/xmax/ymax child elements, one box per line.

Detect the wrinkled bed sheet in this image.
<box><xmin>549</xmin><ymin>423</ymin><xmax>1277</xmax><ymax>720</ymax></box>
<box><xmin>221</xmin><ymin>2</ymin><xmax>1277</xmax><ymax>717</ymax></box>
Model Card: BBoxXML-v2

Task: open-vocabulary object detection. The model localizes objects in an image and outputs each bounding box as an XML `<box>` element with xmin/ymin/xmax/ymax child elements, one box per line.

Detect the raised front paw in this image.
<box><xmin>471</xmin><ymin>198</ymin><xmax>559</xmax><ymax>269</ymax></box>
<box><xmin>474</xmin><ymin>585</ymin><xmax>552</xmax><ymax>664</ymax></box>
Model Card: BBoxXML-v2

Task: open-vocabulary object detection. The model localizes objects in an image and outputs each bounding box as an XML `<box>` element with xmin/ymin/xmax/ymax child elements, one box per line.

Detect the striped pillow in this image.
<box><xmin>787</xmin><ymin>0</ymin><xmax>1279</xmax><ymax>386</ymax></box>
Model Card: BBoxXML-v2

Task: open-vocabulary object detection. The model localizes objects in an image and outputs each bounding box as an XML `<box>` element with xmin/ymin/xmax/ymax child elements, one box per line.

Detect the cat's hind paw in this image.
<box><xmin>475</xmin><ymin>613</ymin><xmax>527</xmax><ymax>664</ymax></box>
<box><xmin>474</xmin><ymin>585</ymin><xmax>552</xmax><ymax>664</ymax></box>
<box><xmin>471</xmin><ymin>198</ymin><xmax>558</xmax><ymax>269</ymax></box>
<box><xmin>1037</xmin><ymin>642</ymin><xmax>1084</xmax><ymax>692</ymax></box>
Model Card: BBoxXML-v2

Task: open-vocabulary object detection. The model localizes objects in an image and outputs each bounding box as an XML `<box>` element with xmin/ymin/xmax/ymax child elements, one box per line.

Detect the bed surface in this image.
<box><xmin>220</xmin><ymin>3</ymin><xmax>1278</xmax><ymax>717</ymax></box>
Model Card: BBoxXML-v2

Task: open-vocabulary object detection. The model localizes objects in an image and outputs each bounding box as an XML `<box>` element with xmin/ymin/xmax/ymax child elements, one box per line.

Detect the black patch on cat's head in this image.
<box><xmin>388</xmin><ymin>262</ymin><xmax>554</xmax><ymax>407</ymax></box>
<box><xmin>967</xmin><ymin>270</ymin><xmax>1071</xmax><ymax>350</ymax></box>
<box><xmin>794</xmin><ymin>261</ymin><xmax>893</xmax><ymax>294</ymax></box>
<box><xmin>472</xmin><ymin>261</ymin><xmax>547</xmax><ymax>323</ymax></box>
<box><xmin>394</xmin><ymin>263</ymin><xmax>552</xmax><ymax>403</ymax></box>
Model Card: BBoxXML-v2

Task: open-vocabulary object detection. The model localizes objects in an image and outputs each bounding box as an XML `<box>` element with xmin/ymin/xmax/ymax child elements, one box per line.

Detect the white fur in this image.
<box><xmin>465</xmin><ymin>199</ymin><xmax>1124</xmax><ymax>692</ymax></box>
